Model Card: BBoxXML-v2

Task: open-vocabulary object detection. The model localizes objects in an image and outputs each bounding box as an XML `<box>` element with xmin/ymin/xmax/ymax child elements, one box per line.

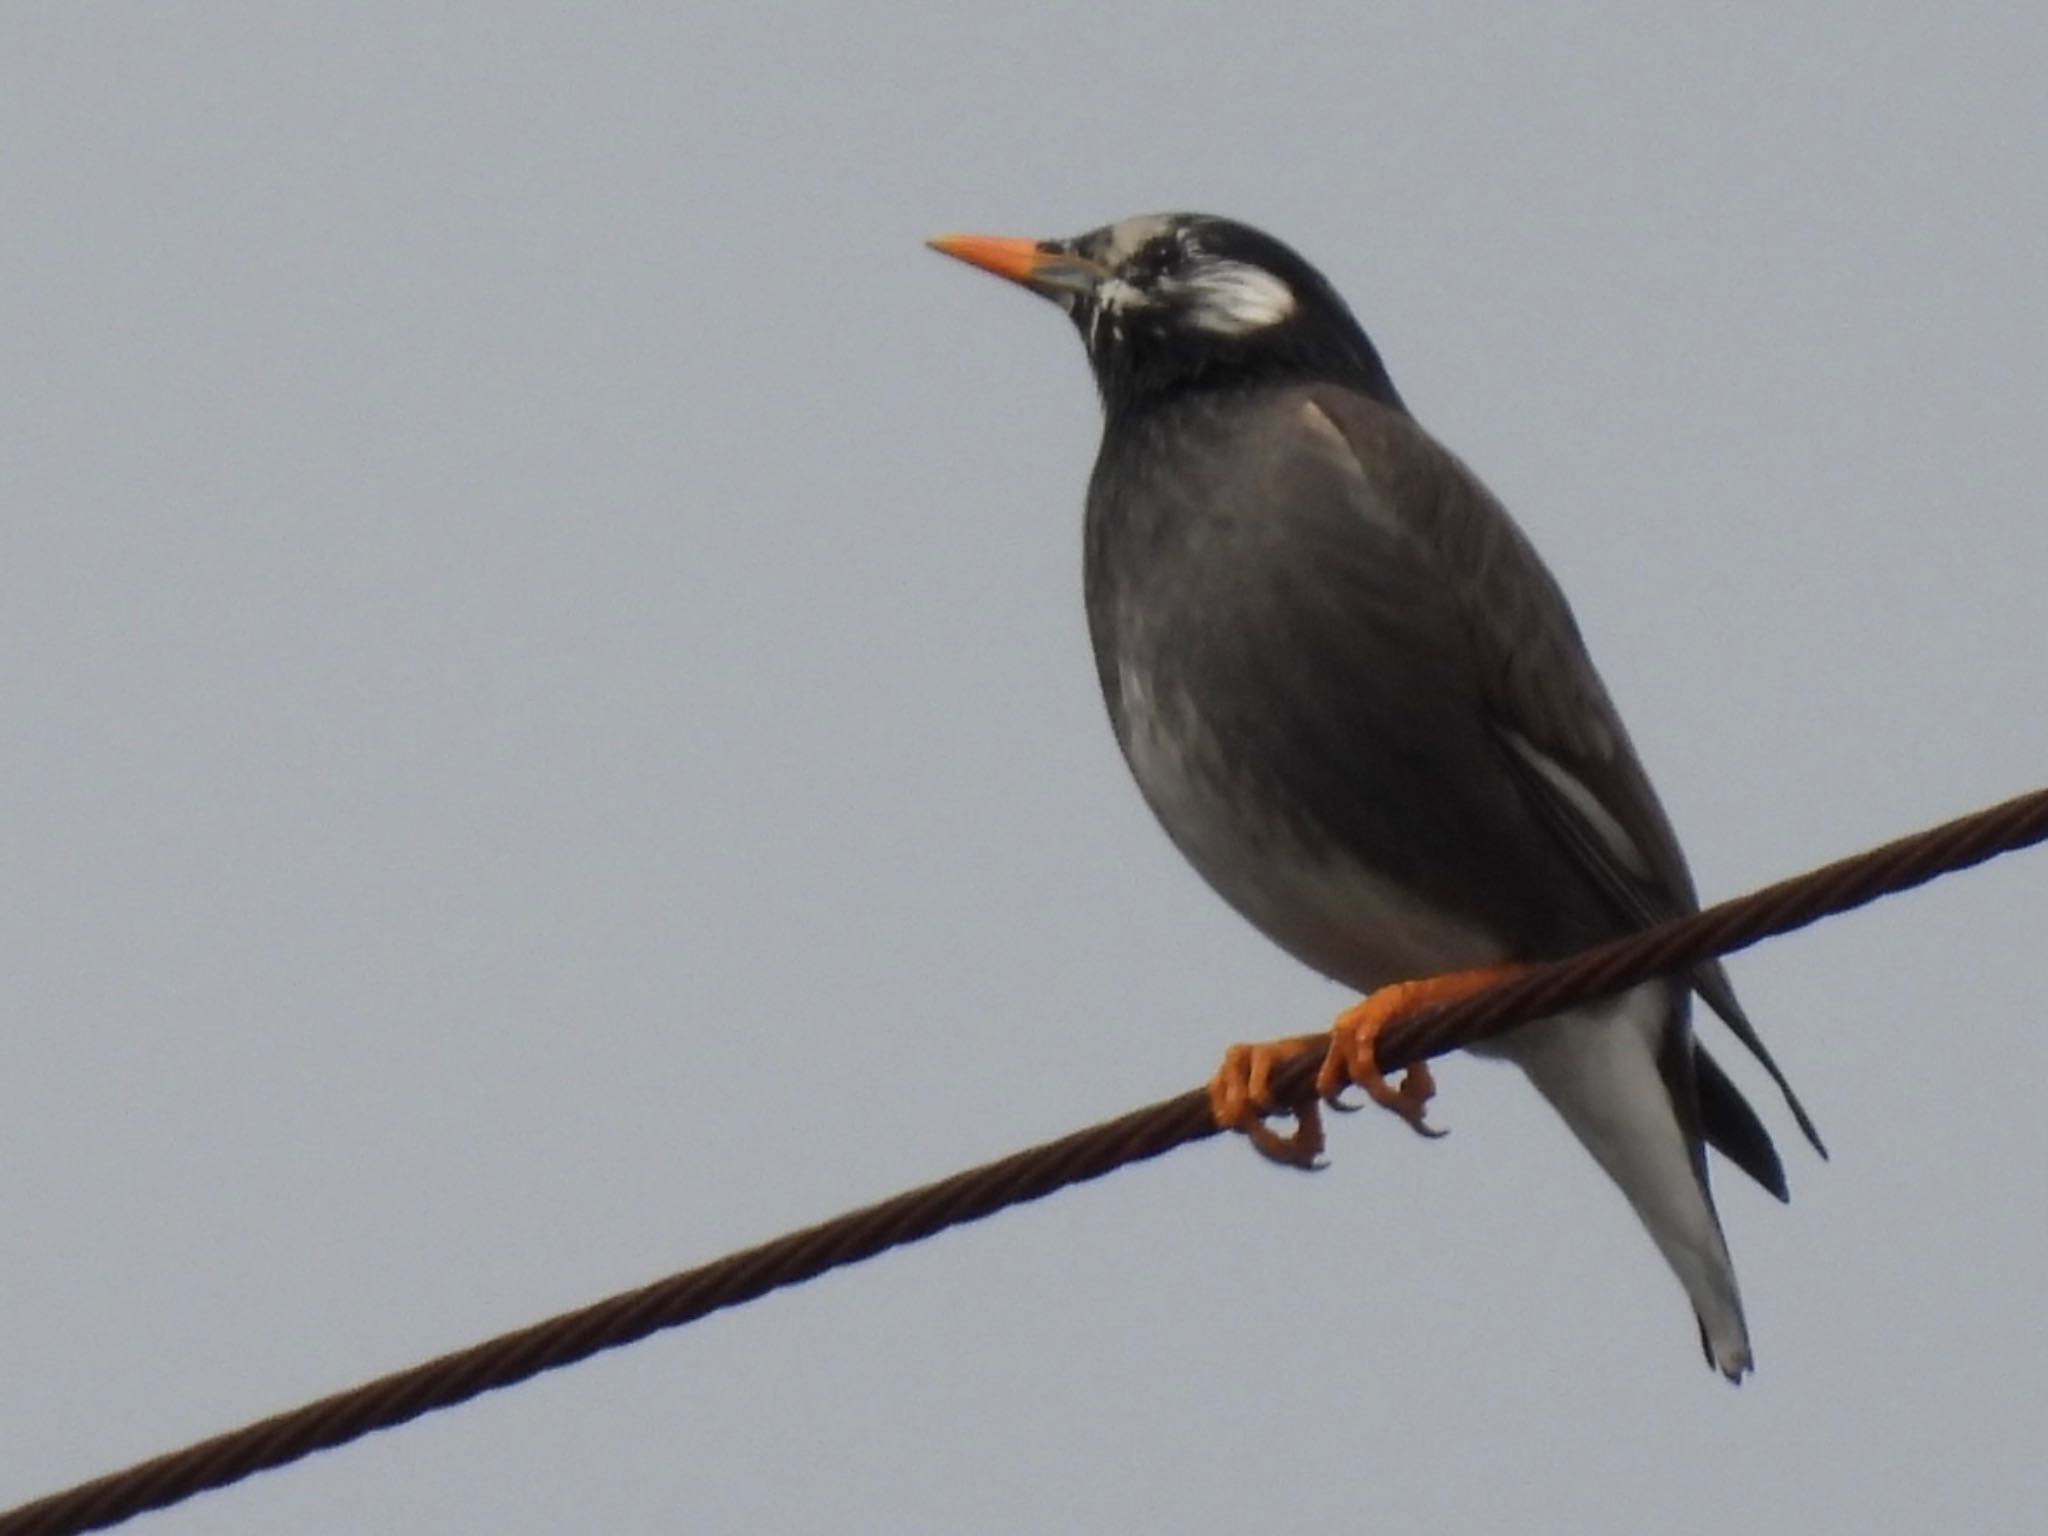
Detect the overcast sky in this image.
<box><xmin>6</xmin><ymin>5</ymin><xmax>2047</xmax><ymax>1533</ymax></box>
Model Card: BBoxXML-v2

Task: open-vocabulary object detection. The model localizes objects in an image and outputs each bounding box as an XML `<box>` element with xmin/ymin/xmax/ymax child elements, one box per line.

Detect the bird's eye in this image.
<box><xmin>1125</xmin><ymin>238</ymin><xmax>1179</xmax><ymax>285</ymax></box>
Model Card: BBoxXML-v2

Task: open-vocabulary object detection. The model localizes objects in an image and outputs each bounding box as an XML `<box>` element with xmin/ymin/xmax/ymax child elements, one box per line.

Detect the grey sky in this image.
<box><xmin>5</xmin><ymin>4</ymin><xmax>2046</xmax><ymax>1532</ymax></box>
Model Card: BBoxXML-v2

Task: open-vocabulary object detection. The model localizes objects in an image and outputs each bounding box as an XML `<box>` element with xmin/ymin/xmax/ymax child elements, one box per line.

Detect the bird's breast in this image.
<box><xmin>1112</xmin><ymin>656</ymin><xmax>1508</xmax><ymax>992</ymax></box>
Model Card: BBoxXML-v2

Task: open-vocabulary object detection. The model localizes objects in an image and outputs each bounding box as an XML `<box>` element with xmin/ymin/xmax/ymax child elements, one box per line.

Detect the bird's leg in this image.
<box><xmin>1316</xmin><ymin>963</ymin><xmax>1531</xmax><ymax>1137</ymax></box>
<box><xmin>1207</xmin><ymin>1034</ymin><xmax>1329</xmax><ymax>1168</ymax></box>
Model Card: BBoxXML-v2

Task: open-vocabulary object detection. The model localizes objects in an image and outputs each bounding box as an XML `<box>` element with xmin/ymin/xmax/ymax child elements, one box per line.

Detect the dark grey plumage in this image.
<box><xmin>932</xmin><ymin>212</ymin><xmax>1821</xmax><ymax>1378</ymax></box>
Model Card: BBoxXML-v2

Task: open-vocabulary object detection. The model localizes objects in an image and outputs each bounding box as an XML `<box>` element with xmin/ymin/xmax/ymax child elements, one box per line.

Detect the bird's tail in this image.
<box><xmin>1508</xmin><ymin>979</ymin><xmax>1753</xmax><ymax>1380</ymax></box>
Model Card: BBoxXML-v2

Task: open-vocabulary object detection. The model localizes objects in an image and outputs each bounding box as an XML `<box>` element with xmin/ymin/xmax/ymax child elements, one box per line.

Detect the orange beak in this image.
<box><xmin>926</xmin><ymin>233</ymin><xmax>1108</xmax><ymax>301</ymax></box>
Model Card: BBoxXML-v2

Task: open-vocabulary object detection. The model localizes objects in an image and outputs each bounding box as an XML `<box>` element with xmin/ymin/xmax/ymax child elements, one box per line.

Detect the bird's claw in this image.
<box><xmin>1317</xmin><ymin>989</ymin><xmax>1449</xmax><ymax>1139</ymax></box>
<box><xmin>1207</xmin><ymin>1036</ymin><xmax>1328</xmax><ymax>1169</ymax></box>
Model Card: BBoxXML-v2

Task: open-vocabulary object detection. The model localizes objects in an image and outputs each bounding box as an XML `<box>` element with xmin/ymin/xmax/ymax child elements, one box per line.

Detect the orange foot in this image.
<box><xmin>1208</xmin><ymin>963</ymin><xmax>1530</xmax><ymax>1163</ymax></box>
<box><xmin>1315</xmin><ymin>963</ymin><xmax>1531</xmax><ymax>1137</ymax></box>
<box><xmin>1207</xmin><ymin>1033</ymin><xmax>1329</xmax><ymax>1168</ymax></box>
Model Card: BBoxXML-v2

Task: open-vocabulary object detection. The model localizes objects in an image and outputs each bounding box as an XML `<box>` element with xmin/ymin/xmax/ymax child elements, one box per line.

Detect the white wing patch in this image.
<box><xmin>1177</xmin><ymin>260</ymin><xmax>1297</xmax><ymax>335</ymax></box>
<box><xmin>1504</xmin><ymin>730</ymin><xmax>1654</xmax><ymax>879</ymax></box>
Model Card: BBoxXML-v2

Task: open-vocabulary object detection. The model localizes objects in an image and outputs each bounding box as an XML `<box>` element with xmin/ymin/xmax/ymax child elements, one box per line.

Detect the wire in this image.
<box><xmin>5</xmin><ymin>784</ymin><xmax>2046</xmax><ymax>1536</ymax></box>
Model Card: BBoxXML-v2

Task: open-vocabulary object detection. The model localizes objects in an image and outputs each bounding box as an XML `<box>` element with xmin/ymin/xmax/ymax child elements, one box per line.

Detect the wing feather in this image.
<box><xmin>1308</xmin><ymin>388</ymin><xmax>1825</xmax><ymax>1159</ymax></box>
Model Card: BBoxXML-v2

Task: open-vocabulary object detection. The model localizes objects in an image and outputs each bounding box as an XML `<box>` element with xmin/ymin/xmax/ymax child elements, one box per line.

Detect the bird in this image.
<box><xmin>928</xmin><ymin>212</ymin><xmax>1824</xmax><ymax>1380</ymax></box>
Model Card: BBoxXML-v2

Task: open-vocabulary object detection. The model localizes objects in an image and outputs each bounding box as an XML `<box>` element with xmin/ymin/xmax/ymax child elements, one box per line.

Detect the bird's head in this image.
<box><xmin>929</xmin><ymin>212</ymin><xmax>1401</xmax><ymax>415</ymax></box>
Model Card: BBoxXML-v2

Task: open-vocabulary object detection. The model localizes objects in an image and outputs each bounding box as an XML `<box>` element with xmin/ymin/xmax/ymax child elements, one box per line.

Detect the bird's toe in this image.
<box><xmin>1207</xmin><ymin>1035</ymin><xmax>1327</xmax><ymax>1168</ymax></box>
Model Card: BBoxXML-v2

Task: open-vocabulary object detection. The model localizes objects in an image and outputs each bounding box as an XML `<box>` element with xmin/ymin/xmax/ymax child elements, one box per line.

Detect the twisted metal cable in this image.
<box><xmin>6</xmin><ymin>785</ymin><xmax>2046</xmax><ymax>1536</ymax></box>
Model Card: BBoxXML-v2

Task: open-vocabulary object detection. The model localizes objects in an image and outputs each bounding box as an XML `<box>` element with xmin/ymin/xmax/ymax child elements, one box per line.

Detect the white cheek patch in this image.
<box><xmin>1178</xmin><ymin>261</ymin><xmax>1297</xmax><ymax>335</ymax></box>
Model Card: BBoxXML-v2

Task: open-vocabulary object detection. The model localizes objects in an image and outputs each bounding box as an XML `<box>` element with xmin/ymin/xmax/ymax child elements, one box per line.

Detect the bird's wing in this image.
<box><xmin>1307</xmin><ymin>387</ymin><xmax>1825</xmax><ymax>1159</ymax></box>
